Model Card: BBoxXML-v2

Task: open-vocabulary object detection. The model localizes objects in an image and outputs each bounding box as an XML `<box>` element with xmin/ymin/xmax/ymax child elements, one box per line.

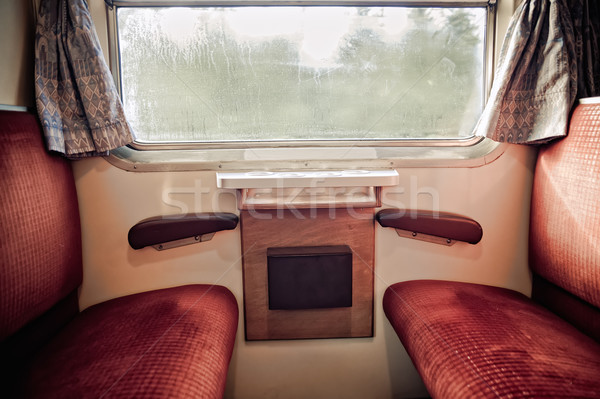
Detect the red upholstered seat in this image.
<box><xmin>383</xmin><ymin>101</ymin><xmax>600</xmax><ymax>398</ymax></box>
<box><xmin>0</xmin><ymin>110</ymin><xmax>239</xmax><ymax>397</ymax></box>
<box><xmin>0</xmin><ymin>111</ymin><xmax>82</xmax><ymax>343</ymax></box>
<box><xmin>384</xmin><ymin>280</ymin><xmax>600</xmax><ymax>398</ymax></box>
<box><xmin>23</xmin><ymin>285</ymin><xmax>238</xmax><ymax>399</ymax></box>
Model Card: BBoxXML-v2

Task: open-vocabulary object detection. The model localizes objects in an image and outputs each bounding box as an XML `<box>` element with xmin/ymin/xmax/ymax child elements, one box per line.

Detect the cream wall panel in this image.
<box><xmin>0</xmin><ymin>0</ymin><xmax>35</xmax><ymax>107</ymax></box>
<box><xmin>73</xmin><ymin>159</ymin><xmax>241</xmax><ymax>309</ymax></box>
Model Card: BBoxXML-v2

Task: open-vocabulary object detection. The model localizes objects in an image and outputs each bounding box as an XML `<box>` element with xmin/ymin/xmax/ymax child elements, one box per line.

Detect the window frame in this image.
<box><xmin>106</xmin><ymin>0</ymin><xmax>497</xmax><ymax>153</ymax></box>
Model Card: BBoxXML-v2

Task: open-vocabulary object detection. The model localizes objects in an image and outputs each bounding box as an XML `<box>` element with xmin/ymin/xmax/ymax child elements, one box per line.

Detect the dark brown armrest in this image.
<box><xmin>376</xmin><ymin>209</ymin><xmax>482</xmax><ymax>244</ymax></box>
<box><xmin>128</xmin><ymin>213</ymin><xmax>239</xmax><ymax>250</ymax></box>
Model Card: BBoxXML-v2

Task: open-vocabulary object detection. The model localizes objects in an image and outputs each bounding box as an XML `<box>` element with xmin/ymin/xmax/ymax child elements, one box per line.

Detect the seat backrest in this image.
<box><xmin>0</xmin><ymin>111</ymin><xmax>82</xmax><ymax>343</ymax></box>
<box><xmin>529</xmin><ymin>99</ymin><xmax>600</xmax><ymax>339</ymax></box>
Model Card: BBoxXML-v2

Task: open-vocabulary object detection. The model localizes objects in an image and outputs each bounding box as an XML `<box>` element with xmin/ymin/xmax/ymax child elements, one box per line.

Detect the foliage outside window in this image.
<box><xmin>117</xmin><ymin>6</ymin><xmax>486</xmax><ymax>143</ymax></box>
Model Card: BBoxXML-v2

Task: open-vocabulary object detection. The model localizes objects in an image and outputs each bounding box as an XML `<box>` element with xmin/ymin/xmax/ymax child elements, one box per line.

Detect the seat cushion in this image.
<box><xmin>21</xmin><ymin>284</ymin><xmax>238</xmax><ymax>398</ymax></box>
<box><xmin>383</xmin><ymin>280</ymin><xmax>600</xmax><ymax>398</ymax></box>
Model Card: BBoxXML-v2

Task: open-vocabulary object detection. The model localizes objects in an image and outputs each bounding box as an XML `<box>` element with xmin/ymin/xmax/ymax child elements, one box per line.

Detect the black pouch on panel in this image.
<box><xmin>267</xmin><ymin>245</ymin><xmax>352</xmax><ymax>310</ymax></box>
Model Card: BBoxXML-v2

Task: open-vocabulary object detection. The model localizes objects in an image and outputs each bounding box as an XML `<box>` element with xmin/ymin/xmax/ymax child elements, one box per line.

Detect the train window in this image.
<box><xmin>114</xmin><ymin>4</ymin><xmax>488</xmax><ymax>146</ymax></box>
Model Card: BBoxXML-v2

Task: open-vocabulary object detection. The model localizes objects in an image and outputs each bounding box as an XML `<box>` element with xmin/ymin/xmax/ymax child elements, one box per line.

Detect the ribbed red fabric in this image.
<box><xmin>23</xmin><ymin>285</ymin><xmax>239</xmax><ymax>399</ymax></box>
<box><xmin>530</xmin><ymin>102</ymin><xmax>600</xmax><ymax>308</ymax></box>
<box><xmin>383</xmin><ymin>280</ymin><xmax>600</xmax><ymax>398</ymax></box>
<box><xmin>0</xmin><ymin>111</ymin><xmax>82</xmax><ymax>341</ymax></box>
<box><xmin>1</xmin><ymin>111</ymin><xmax>239</xmax><ymax>397</ymax></box>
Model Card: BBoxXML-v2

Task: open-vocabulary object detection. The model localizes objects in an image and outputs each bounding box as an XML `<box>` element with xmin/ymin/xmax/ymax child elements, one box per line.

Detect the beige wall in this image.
<box><xmin>0</xmin><ymin>0</ymin><xmax>35</xmax><ymax>108</ymax></box>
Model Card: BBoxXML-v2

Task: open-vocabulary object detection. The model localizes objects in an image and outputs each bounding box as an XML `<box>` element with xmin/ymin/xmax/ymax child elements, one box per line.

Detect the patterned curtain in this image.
<box><xmin>475</xmin><ymin>0</ymin><xmax>599</xmax><ymax>144</ymax></box>
<box><xmin>35</xmin><ymin>0</ymin><xmax>133</xmax><ymax>158</ymax></box>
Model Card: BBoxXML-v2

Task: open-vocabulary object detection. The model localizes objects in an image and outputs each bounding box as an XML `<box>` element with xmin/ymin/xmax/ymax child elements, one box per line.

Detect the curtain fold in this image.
<box><xmin>474</xmin><ymin>0</ymin><xmax>578</xmax><ymax>144</ymax></box>
<box><xmin>35</xmin><ymin>0</ymin><xmax>133</xmax><ymax>158</ymax></box>
<box><xmin>475</xmin><ymin>0</ymin><xmax>599</xmax><ymax>144</ymax></box>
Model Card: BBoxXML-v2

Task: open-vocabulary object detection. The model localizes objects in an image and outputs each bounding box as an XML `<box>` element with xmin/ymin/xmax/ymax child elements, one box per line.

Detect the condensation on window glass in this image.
<box><xmin>117</xmin><ymin>6</ymin><xmax>486</xmax><ymax>142</ymax></box>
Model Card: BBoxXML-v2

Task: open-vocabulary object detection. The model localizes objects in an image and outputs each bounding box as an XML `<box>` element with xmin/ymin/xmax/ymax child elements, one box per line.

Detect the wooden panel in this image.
<box><xmin>241</xmin><ymin>208</ymin><xmax>374</xmax><ymax>340</ymax></box>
